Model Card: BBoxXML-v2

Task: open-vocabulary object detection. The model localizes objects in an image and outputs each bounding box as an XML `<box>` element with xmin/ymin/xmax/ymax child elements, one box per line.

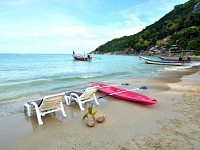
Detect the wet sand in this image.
<box><xmin>0</xmin><ymin>67</ymin><xmax>200</xmax><ymax>150</ymax></box>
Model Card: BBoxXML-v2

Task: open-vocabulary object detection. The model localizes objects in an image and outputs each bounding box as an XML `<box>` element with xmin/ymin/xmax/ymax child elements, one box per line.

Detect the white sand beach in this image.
<box><xmin>0</xmin><ymin>67</ymin><xmax>200</xmax><ymax>150</ymax></box>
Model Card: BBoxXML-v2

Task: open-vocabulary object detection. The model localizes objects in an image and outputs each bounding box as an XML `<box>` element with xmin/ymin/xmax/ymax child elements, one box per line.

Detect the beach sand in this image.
<box><xmin>0</xmin><ymin>67</ymin><xmax>200</xmax><ymax>150</ymax></box>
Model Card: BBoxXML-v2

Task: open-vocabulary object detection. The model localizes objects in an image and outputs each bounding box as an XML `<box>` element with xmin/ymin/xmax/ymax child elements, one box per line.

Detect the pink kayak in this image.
<box><xmin>91</xmin><ymin>82</ymin><xmax>157</xmax><ymax>105</ymax></box>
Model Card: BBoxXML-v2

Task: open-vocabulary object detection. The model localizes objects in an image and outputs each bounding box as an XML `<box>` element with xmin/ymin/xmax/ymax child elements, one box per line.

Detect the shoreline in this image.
<box><xmin>0</xmin><ymin>66</ymin><xmax>200</xmax><ymax>149</ymax></box>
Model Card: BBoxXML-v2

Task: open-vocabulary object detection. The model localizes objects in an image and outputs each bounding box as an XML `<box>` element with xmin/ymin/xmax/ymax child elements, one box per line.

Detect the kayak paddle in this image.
<box><xmin>98</xmin><ymin>86</ymin><xmax>147</xmax><ymax>99</ymax></box>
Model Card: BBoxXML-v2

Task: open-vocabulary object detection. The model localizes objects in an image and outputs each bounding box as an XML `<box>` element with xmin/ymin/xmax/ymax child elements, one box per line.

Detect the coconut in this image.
<box><xmin>97</xmin><ymin>116</ymin><xmax>105</xmax><ymax>123</ymax></box>
<box><xmin>87</xmin><ymin>118</ymin><xmax>95</xmax><ymax>127</ymax></box>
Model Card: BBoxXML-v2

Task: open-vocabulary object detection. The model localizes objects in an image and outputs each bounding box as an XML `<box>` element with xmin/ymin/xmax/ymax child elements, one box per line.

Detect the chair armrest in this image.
<box><xmin>31</xmin><ymin>101</ymin><xmax>40</xmax><ymax>108</ymax></box>
<box><xmin>70</xmin><ymin>93</ymin><xmax>80</xmax><ymax>99</ymax></box>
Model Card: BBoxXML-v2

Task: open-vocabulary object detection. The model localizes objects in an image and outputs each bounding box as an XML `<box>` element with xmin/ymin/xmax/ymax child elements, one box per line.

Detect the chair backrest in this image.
<box><xmin>79</xmin><ymin>87</ymin><xmax>98</xmax><ymax>101</ymax></box>
<box><xmin>39</xmin><ymin>93</ymin><xmax>65</xmax><ymax>112</ymax></box>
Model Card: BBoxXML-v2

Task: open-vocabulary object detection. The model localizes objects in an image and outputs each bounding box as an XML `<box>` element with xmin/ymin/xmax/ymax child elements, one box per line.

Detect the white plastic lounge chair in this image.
<box><xmin>64</xmin><ymin>86</ymin><xmax>99</xmax><ymax>111</ymax></box>
<box><xmin>24</xmin><ymin>93</ymin><xmax>67</xmax><ymax>126</ymax></box>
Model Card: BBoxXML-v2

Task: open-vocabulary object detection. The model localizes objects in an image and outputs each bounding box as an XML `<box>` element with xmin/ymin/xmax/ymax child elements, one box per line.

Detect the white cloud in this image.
<box><xmin>114</xmin><ymin>22</ymin><xmax>122</xmax><ymax>26</ymax></box>
<box><xmin>51</xmin><ymin>25</ymin><xmax>91</xmax><ymax>37</ymax></box>
<box><xmin>0</xmin><ymin>18</ymin><xmax>146</xmax><ymax>53</ymax></box>
<box><xmin>109</xmin><ymin>26</ymin><xmax>145</xmax><ymax>38</ymax></box>
<box><xmin>118</xmin><ymin>0</ymin><xmax>180</xmax><ymax>27</ymax></box>
<box><xmin>124</xmin><ymin>20</ymin><xmax>132</xmax><ymax>25</ymax></box>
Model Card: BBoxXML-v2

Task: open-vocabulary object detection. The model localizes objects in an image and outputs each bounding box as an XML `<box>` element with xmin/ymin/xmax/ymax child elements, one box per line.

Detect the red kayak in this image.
<box><xmin>91</xmin><ymin>82</ymin><xmax>157</xmax><ymax>105</ymax></box>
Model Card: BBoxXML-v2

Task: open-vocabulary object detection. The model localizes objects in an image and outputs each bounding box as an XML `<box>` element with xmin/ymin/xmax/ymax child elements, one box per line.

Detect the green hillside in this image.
<box><xmin>92</xmin><ymin>0</ymin><xmax>200</xmax><ymax>55</ymax></box>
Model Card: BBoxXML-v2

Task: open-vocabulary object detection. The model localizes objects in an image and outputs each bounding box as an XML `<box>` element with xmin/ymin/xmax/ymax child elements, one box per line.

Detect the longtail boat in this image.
<box><xmin>91</xmin><ymin>82</ymin><xmax>157</xmax><ymax>105</ymax></box>
<box><xmin>144</xmin><ymin>59</ymin><xmax>184</xmax><ymax>66</ymax></box>
<box><xmin>73</xmin><ymin>55</ymin><xmax>92</xmax><ymax>61</ymax></box>
<box><xmin>139</xmin><ymin>56</ymin><xmax>184</xmax><ymax>66</ymax></box>
<box><xmin>158</xmin><ymin>56</ymin><xmax>191</xmax><ymax>63</ymax></box>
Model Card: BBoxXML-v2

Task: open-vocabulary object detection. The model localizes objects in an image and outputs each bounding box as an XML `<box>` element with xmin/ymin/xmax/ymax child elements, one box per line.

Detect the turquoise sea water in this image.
<box><xmin>0</xmin><ymin>54</ymin><xmax>161</xmax><ymax>101</ymax></box>
<box><xmin>0</xmin><ymin>54</ymin><xmax>199</xmax><ymax>116</ymax></box>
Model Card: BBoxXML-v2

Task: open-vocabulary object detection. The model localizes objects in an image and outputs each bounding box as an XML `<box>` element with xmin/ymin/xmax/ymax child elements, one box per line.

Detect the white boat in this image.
<box><xmin>144</xmin><ymin>59</ymin><xmax>184</xmax><ymax>66</ymax></box>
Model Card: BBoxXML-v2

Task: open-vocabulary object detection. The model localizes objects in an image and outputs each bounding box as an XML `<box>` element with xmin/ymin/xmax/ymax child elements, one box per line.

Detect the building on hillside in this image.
<box><xmin>169</xmin><ymin>45</ymin><xmax>179</xmax><ymax>53</ymax></box>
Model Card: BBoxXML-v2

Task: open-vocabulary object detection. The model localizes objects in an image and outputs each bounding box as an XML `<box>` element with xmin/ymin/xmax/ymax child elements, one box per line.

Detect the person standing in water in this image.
<box><xmin>87</xmin><ymin>54</ymin><xmax>91</xmax><ymax>59</ymax></box>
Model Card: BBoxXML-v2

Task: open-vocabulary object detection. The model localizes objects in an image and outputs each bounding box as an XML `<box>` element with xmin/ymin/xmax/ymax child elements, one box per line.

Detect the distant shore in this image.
<box><xmin>0</xmin><ymin>66</ymin><xmax>200</xmax><ymax>150</ymax></box>
<box><xmin>90</xmin><ymin>52</ymin><xmax>200</xmax><ymax>61</ymax></box>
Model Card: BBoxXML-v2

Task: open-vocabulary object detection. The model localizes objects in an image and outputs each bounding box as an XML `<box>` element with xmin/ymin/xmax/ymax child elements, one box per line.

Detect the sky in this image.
<box><xmin>0</xmin><ymin>0</ymin><xmax>189</xmax><ymax>54</ymax></box>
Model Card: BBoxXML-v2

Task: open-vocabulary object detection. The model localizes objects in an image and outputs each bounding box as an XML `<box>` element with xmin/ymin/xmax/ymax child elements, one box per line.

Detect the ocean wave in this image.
<box><xmin>164</xmin><ymin>61</ymin><xmax>200</xmax><ymax>71</ymax></box>
<box><xmin>190</xmin><ymin>61</ymin><xmax>200</xmax><ymax>67</ymax></box>
<box><xmin>164</xmin><ymin>65</ymin><xmax>192</xmax><ymax>71</ymax></box>
<box><xmin>81</xmin><ymin>75</ymin><xmax>96</xmax><ymax>79</ymax></box>
<box><xmin>0</xmin><ymin>71</ymin><xmax>130</xmax><ymax>102</ymax></box>
<box><xmin>164</xmin><ymin>67</ymin><xmax>178</xmax><ymax>71</ymax></box>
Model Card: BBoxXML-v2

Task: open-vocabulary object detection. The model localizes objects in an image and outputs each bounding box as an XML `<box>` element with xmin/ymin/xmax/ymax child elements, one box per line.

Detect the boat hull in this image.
<box><xmin>73</xmin><ymin>55</ymin><xmax>92</xmax><ymax>61</ymax></box>
<box><xmin>144</xmin><ymin>59</ymin><xmax>184</xmax><ymax>66</ymax></box>
<box><xmin>139</xmin><ymin>56</ymin><xmax>184</xmax><ymax>66</ymax></box>
<box><xmin>91</xmin><ymin>82</ymin><xmax>157</xmax><ymax>105</ymax></box>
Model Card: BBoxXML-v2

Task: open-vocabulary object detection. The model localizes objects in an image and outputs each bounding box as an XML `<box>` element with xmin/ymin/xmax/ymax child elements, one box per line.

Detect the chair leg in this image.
<box><xmin>77</xmin><ymin>98</ymin><xmax>85</xmax><ymax>111</ymax></box>
<box><xmin>93</xmin><ymin>93</ymin><xmax>99</xmax><ymax>105</ymax></box>
<box><xmin>64</xmin><ymin>95</ymin><xmax>71</xmax><ymax>105</ymax></box>
<box><xmin>36</xmin><ymin>112</ymin><xmax>44</xmax><ymax>126</ymax></box>
<box><xmin>79</xmin><ymin>103</ymin><xmax>85</xmax><ymax>111</ymax></box>
<box><xmin>31</xmin><ymin>102</ymin><xmax>43</xmax><ymax>126</ymax></box>
<box><xmin>60</xmin><ymin>102</ymin><xmax>67</xmax><ymax>117</ymax></box>
<box><xmin>24</xmin><ymin>103</ymin><xmax>31</xmax><ymax>116</ymax></box>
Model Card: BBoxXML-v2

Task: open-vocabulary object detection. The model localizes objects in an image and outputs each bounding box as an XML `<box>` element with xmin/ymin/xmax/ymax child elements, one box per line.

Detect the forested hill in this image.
<box><xmin>91</xmin><ymin>0</ymin><xmax>200</xmax><ymax>55</ymax></box>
